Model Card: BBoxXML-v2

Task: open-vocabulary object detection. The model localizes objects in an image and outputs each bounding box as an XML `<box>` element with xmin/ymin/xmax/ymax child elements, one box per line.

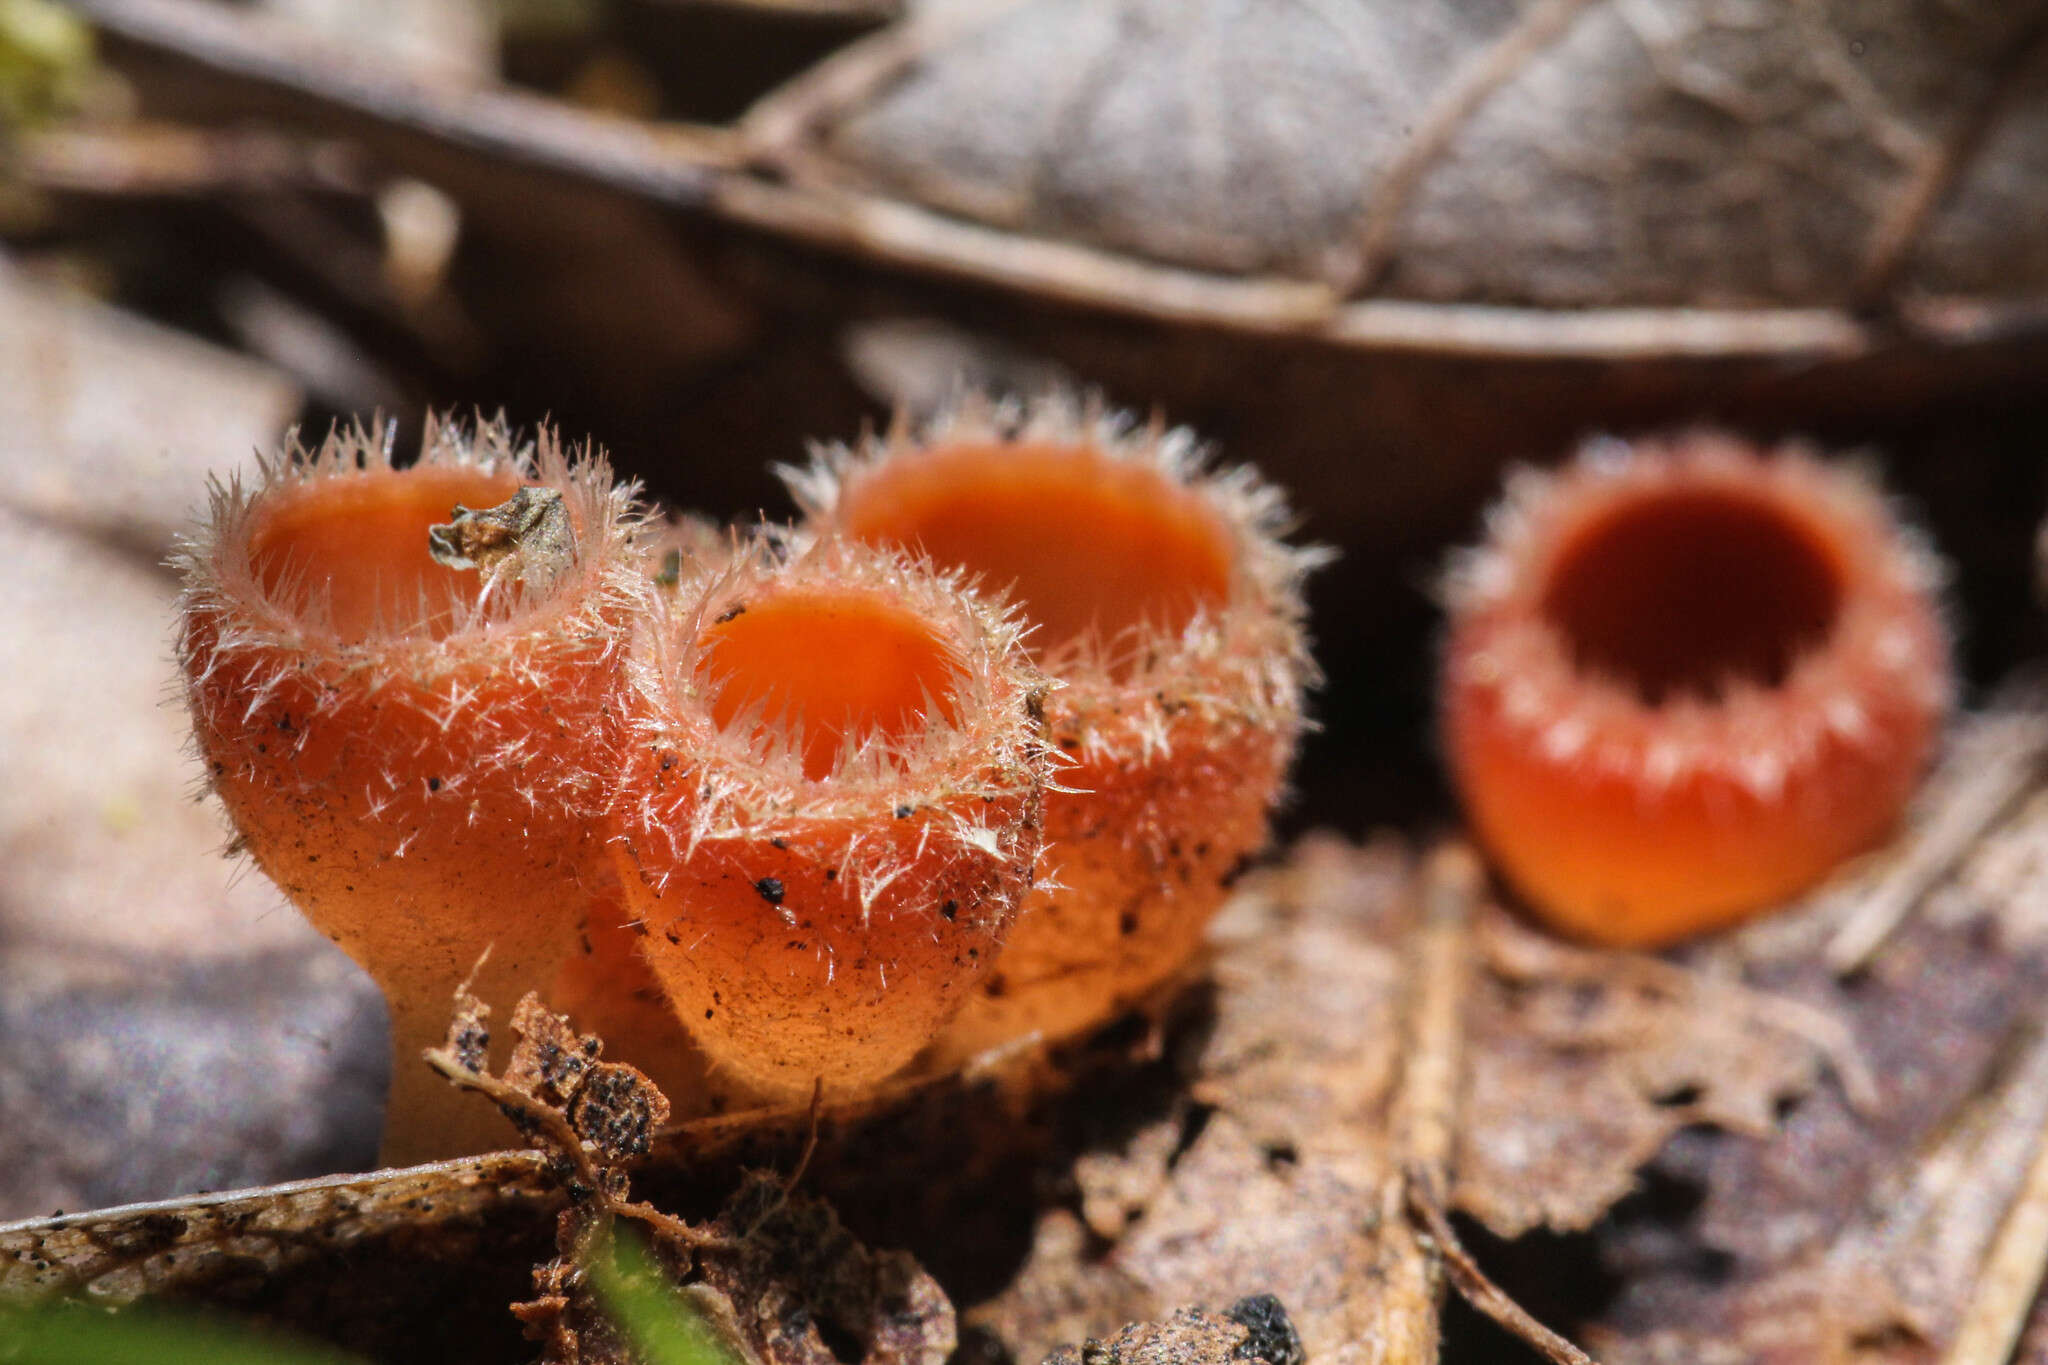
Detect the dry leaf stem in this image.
<box><xmin>1372</xmin><ymin>843</ymin><xmax>1484</xmax><ymax>1361</ymax></box>
<box><xmin>1394</xmin><ymin>845</ymin><xmax>1604</xmax><ymax>1364</ymax></box>
<box><xmin>423</xmin><ymin>1004</ymin><xmax>720</xmax><ymax>1254</ymax></box>
<box><xmin>1408</xmin><ymin>1194</ymin><xmax>1598</xmax><ymax>1365</ymax></box>
<box><xmin>1814</xmin><ymin>1011</ymin><xmax>2048</xmax><ymax>1357</ymax></box>
<box><xmin>1827</xmin><ymin>712</ymin><xmax>2048</xmax><ymax>976</ymax></box>
<box><xmin>1370</xmin><ymin>845</ymin><xmax>1477</xmax><ymax>1359</ymax></box>
<box><xmin>1395</xmin><ymin>844</ymin><xmax>1481</xmax><ymax>1196</ymax></box>
<box><xmin>1941</xmin><ymin>1102</ymin><xmax>2048</xmax><ymax>1365</ymax></box>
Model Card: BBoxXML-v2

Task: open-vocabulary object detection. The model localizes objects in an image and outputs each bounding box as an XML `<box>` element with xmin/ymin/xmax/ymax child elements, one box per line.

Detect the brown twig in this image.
<box><xmin>1409</xmin><ymin>1189</ymin><xmax>1600</xmax><ymax>1365</ymax></box>
<box><xmin>1395</xmin><ymin>843</ymin><xmax>1482</xmax><ymax>1192</ymax></box>
<box><xmin>1827</xmin><ymin>710</ymin><xmax>2048</xmax><ymax>976</ymax></box>
<box><xmin>1374</xmin><ymin>842</ymin><xmax>1483</xmax><ymax>1358</ymax></box>
<box><xmin>13</xmin><ymin>124</ymin><xmax>368</xmax><ymax>198</ymax></box>
<box><xmin>1940</xmin><ymin>1096</ymin><xmax>2048</xmax><ymax>1365</ymax></box>
<box><xmin>69</xmin><ymin>0</ymin><xmax>739</xmax><ymax>192</ymax></box>
<box><xmin>1393</xmin><ymin>847</ymin><xmax>1604</xmax><ymax>1363</ymax></box>
<box><xmin>425</xmin><ymin>1045</ymin><xmax>604</xmax><ymax>1189</ymax></box>
<box><xmin>424</xmin><ymin>1043</ymin><xmax>725</xmax><ymax>1251</ymax></box>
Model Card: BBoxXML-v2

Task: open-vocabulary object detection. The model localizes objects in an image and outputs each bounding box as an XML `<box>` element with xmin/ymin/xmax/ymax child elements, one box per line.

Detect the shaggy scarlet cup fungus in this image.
<box><xmin>178</xmin><ymin>418</ymin><xmax>645</xmax><ymax>1163</ymax></box>
<box><xmin>788</xmin><ymin>397</ymin><xmax>1322</xmax><ymax>1058</ymax></box>
<box><xmin>1441</xmin><ymin>433</ymin><xmax>1951</xmax><ymax>948</ymax></box>
<box><xmin>548</xmin><ymin>512</ymin><xmax>729</xmax><ymax>1104</ymax></box>
<box><xmin>608</xmin><ymin>534</ymin><xmax>1051</xmax><ymax>1100</ymax></box>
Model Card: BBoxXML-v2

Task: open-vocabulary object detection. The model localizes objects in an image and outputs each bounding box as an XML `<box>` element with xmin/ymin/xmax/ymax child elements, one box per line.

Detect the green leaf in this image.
<box><xmin>588</xmin><ymin>1228</ymin><xmax>748</xmax><ymax>1365</ymax></box>
<box><xmin>0</xmin><ymin>0</ymin><xmax>93</xmax><ymax>128</ymax></box>
<box><xmin>0</xmin><ymin>1298</ymin><xmax>369</xmax><ymax>1365</ymax></box>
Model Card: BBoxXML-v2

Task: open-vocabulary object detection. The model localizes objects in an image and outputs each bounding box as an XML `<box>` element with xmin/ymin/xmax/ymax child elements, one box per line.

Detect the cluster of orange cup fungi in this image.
<box><xmin>178</xmin><ymin>400</ymin><xmax>1319</xmax><ymax>1163</ymax></box>
<box><xmin>1441</xmin><ymin>433</ymin><xmax>1951</xmax><ymax>948</ymax></box>
<box><xmin>180</xmin><ymin>403</ymin><xmax>1953</xmax><ymax>1162</ymax></box>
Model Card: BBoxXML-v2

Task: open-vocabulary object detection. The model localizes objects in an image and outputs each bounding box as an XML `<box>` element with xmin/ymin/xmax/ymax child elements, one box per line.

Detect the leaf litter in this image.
<box><xmin>10</xmin><ymin>683</ymin><xmax>2048</xmax><ymax>1362</ymax></box>
<box><xmin>14</xmin><ymin>12</ymin><xmax>2048</xmax><ymax>1355</ymax></box>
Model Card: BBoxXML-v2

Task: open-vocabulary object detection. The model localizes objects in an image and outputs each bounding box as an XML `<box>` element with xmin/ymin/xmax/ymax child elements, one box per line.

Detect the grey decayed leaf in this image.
<box><xmin>826</xmin><ymin>0</ymin><xmax>2048</xmax><ymax>306</ymax></box>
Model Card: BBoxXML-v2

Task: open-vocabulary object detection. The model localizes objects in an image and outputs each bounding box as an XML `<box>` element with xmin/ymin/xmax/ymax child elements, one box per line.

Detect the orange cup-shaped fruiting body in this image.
<box><xmin>548</xmin><ymin>513</ymin><xmax>729</xmax><ymax>1107</ymax></box>
<box><xmin>1442</xmin><ymin>433</ymin><xmax>1951</xmax><ymax>948</ymax></box>
<box><xmin>609</xmin><ymin>535</ymin><xmax>1050</xmax><ymax>1100</ymax></box>
<box><xmin>788</xmin><ymin>398</ymin><xmax>1321</xmax><ymax>1058</ymax></box>
<box><xmin>178</xmin><ymin>419</ymin><xmax>645</xmax><ymax>1163</ymax></box>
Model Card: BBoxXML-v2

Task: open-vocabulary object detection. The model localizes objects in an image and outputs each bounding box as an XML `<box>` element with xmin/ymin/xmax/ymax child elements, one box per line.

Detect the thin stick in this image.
<box><xmin>1827</xmin><ymin>717</ymin><xmax>2048</xmax><ymax>976</ymax></box>
<box><xmin>424</xmin><ymin>1045</ymin><xmax>726</xmax><ymax>1250</ymax></box>
<box><xmin>1375</xmin><ymin>843</ymin><xmax>1483</xmax><ymax>1359</ymax></box>
<box><xmin>1396</xmin><ymin>850</ymin><xmax>1604</xmax><ymax>1363</ymax></box>
<box><xmin>1409</xmin><ymin>1190</ymin><xmax>1600</xmax><ymax>1365</ymax></box>
<box><xmin>1396</xmin><ymin>843</ymin><xmax>1483</xmax><ymax>1190</ymax></box>
<box><xmin>1940</xmin><ymin>1097</ymin><xmax>2048</xmax><ymax>1364</ymax></box>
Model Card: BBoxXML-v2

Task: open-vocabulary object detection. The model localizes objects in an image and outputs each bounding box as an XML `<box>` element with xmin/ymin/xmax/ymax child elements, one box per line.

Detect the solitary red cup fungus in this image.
<box><xmin>608</xmin><ymin>534</ymin><xmax>1051</xmax><ymax>1101</ymax></box>
<box><xmin>1441</xmin><ymin>433</ymin><xmax>1952</xmax><ymax>948</ymax></box>
<box><xmin>787</xmin><ymin>396</ymin><xmax>1322</xmax><ymax>1060</ymax></box>
<box><xmin>177</xmin><ymin>419</ymin><xmax>645</xmax><ymax>1163</ymax></box>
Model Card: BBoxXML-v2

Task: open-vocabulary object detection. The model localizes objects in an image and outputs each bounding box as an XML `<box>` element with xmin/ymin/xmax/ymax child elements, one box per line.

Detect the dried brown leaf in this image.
<box><xmin>427</xmin><ymin>991</ymin><xmax>672</xmax><ymax>1183</ymax></box>
<box><xmin>695</xmin><ymin>1173</ymin><xmax>954</xmax><ymax>1365</ymax></box>
<box><xmin>968</xmin><ymin>835</ymin><xmax>1414</xmax><ymax>1365</ymax></box>
<box><xmin>0</xmin><ymin>261</ymin><xmax>299</xmax><ymax>558</ymax></box>
<box><xmin>1039</xmin><ymin>1305</ymin><xmax>1291</xmax><ymax>1365</ymax></box>
<box><xmin>0</xmin><ymin>1152</ymin><xmax>561</xmax><ymax>1365</ymax></box>
<box><xmin>0</xmin><ymin>267</ymin><xmax>383</xmax><ymax>1221</ymax></box>
<box><xmin>819</xmin><ymin>0</ymin><xmax>2048</xmax><ymax>307</ymax></box>
<box><xmin>976</xmin><ymin>839</ymin><xmax>1614</xmax><ymax>1365</ymax></box>
<box><xmin>1578</xmin><ymin>694</ymin><xmax>2048</xmax><ymax>1362</ymax></box>
<box><xmin>0</xmin><ymin>813</ymin><xmax>1969</xmax><ymax>1365</ymax></box>
<box><xmin>1458</xmin><ymin>911</ymin><xmax>1846</xmax><ymax>1238</ymax></box>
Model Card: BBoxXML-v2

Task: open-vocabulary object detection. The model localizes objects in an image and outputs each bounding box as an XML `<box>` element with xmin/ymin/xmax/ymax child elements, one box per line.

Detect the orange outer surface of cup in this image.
<box><xmin>180</xmin><ymin>426</ymin><xmax>640</xmax><ymax>1162</ymax></box>
<box><xmin>1444</xmin><ymin>670</ymin><xmax>1939</xmax><ymax>946</ymax></box>
<box><xmin>606</xmin><ymin>541</ymin><xmax>1048</xmax><ymax>1101</ymax></box>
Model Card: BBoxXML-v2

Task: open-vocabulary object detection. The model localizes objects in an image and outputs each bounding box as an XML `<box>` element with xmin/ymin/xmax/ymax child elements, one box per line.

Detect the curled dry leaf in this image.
<box><xmin>0</xmin><ymin>1151</ymin><xmax>562</xmax><ymax>1364</ymax></box>
<box><xmin>69</xmin><ymin>0</ymin><xmax>2048</xmax><ymax>323</ymax></box>
<box><xmin>1457</xmin><ymin>913</ymin><xmax>1855</xmax><ymax>1239</ymax></box>
<box><xmin>61</xmin><ymin>0</ymin><xmax>2048</xmax><ymax>638</ymax></box>
<box><xmin>815</xmin><ymin>0</ymin><xmax>2048</xmax><ymax>306</ymax></box>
